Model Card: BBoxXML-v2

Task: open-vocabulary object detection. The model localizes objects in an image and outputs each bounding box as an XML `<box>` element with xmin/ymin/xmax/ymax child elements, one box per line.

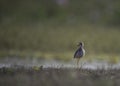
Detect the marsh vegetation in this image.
<box><xmin>1</xmin><ymin>66</ymin><xmax>120</xmax><ymax>86</ymax></box>
<box><xmin>0</xmin><ymin>0</ymin><xmax>120</xmax><ymax>86</ymax></box>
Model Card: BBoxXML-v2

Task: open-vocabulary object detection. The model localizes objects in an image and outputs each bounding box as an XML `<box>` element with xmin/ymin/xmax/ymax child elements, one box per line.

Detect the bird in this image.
<box><xmin>74</xmin><ymin>42</ymin><xmax>85</xmax><ymax>66</ymax></box>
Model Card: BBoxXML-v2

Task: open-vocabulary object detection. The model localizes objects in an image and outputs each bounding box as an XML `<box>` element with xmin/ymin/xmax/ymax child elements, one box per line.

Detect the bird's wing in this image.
<box><xmin>74</xmin><ymin>50</ymin><xmax>78</xmax><ymax>58</ymax></box>
<box><xmin>74</xmin><ymin>48</ymin><xmax>84</xmax><ymax>58</ymax></box>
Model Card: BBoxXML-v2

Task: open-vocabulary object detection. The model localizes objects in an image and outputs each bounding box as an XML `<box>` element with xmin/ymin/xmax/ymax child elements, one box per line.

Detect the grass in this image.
<box><xmin>1</xmin><ymin>22</ymin><xmax>120</xmax><ymax>63</ymax></box>
<box><xmin>1</xmin><ymin>22</ymin><xmax>120</xmax><ymax>52</ymax></box>
<box><xmin>0</xmin><ymin>49</ymin><xmax>120</xmax><ymax>64</ymax></box>
<box><xmin>0</xmin><ymin>66</ymin><xmax>120</xmax><ymax>86</ymax></box>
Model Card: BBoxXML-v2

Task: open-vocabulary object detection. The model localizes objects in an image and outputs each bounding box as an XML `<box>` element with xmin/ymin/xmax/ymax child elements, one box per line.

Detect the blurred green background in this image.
<box><xmin>0</xmin><ymin>0</ymin><xmax>120</xmax><ymax>63</ymax></box>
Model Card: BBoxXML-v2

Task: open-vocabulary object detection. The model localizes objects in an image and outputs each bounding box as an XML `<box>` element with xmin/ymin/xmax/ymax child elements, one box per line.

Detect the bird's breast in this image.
<box><xmin>82</xmin><ymin>48</ymin><xmax>85</xmax><ymax>56</ymax></box>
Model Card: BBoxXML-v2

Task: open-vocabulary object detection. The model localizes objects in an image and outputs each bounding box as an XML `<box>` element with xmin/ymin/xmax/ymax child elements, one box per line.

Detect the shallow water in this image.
<box><xmin>0</xmin><ymin>57</ymin><xmax>120</xmax><ymax>69</ymax></box>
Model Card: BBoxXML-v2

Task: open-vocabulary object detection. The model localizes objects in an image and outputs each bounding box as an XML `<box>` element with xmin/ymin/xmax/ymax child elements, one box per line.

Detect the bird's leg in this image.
<box><xmin>76</xmin><ymin>58</ymin><xmax>80</xmax><ymax>67</ymax></box>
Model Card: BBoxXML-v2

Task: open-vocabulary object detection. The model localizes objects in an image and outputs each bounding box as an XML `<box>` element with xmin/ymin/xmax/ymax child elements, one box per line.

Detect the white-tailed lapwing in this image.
<box><xmin>74</xmin><ymin>42</ymin><xmax>85</xmax><ymax>65</ymax></box>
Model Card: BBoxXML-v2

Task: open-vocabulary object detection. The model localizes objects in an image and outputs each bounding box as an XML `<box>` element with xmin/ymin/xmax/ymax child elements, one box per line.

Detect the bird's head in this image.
<box><xmin>77</xmin><ymin>42</ymin><xmax>84</xmax><ymax>47</ymax></box>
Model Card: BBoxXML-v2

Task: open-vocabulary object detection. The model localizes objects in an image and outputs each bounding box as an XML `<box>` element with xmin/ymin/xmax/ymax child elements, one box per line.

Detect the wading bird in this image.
<box><xmin>74</xmin><ymin>42</ymin><xmax>85</xmax><ymax>65</ymax></box>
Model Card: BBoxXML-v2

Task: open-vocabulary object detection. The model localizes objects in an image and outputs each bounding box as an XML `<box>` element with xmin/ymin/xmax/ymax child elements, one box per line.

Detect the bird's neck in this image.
<box><xmin>78</xmin><ymin>46</ymin><xmax>83</xmax><ymax>50</ymax></box>
<box><xmin>79</xmin><ymin>46</ymin><xmax>83</xmax><ymax>48</ymax></box>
